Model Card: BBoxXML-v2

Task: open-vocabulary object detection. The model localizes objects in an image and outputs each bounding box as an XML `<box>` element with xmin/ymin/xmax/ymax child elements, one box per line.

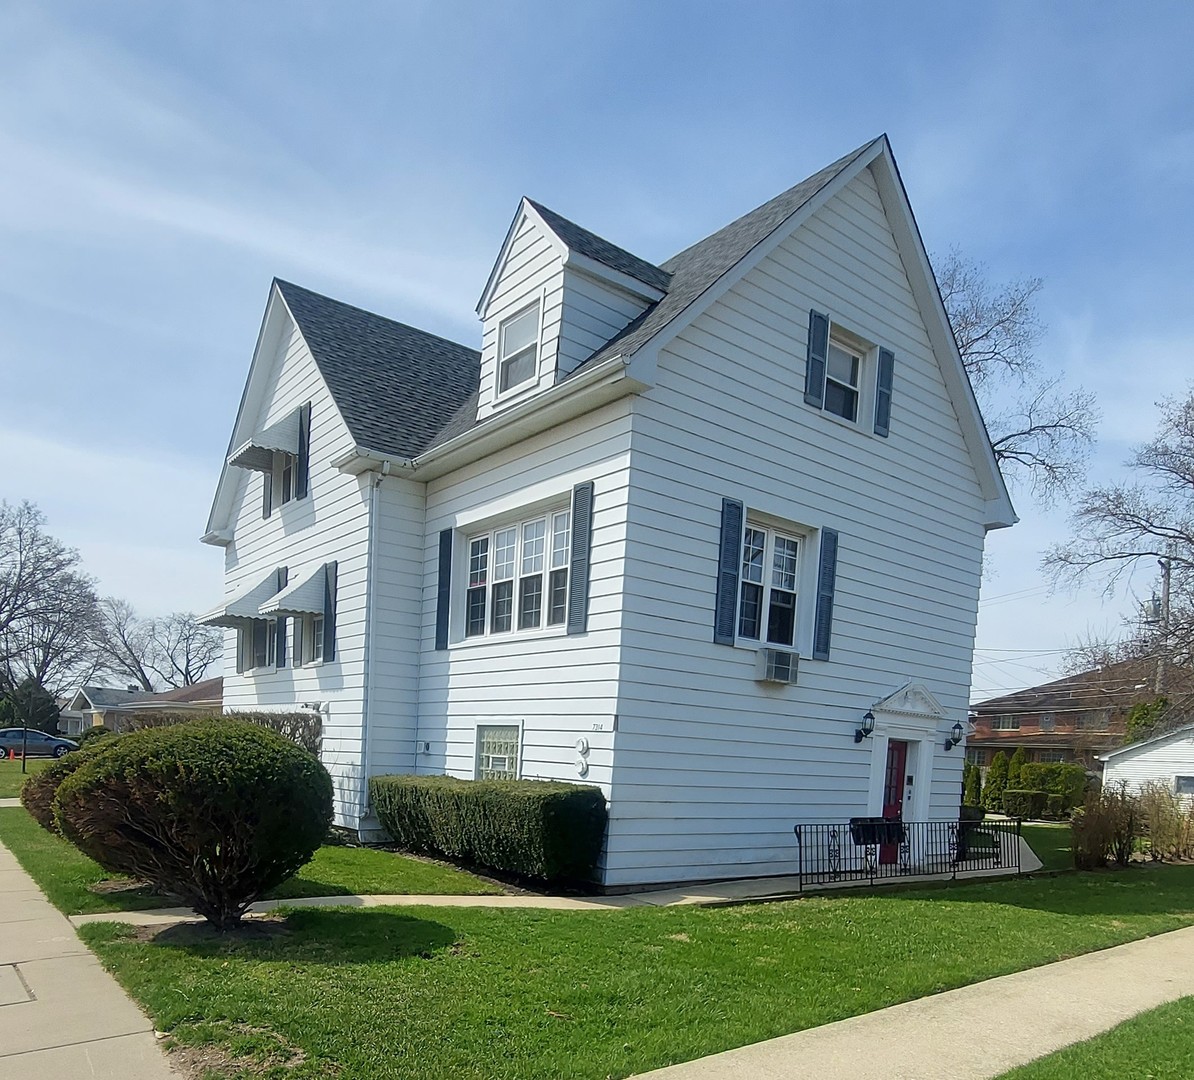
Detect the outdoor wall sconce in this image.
<box><xmin>854</xmin><ymin>710</ymin><xmax>876</xmax><ymax>743</ymax></box>
<box><xmin>944</xmin><ymin>721</ymin><xmax>964</xmax><ymax>751</ymax></box>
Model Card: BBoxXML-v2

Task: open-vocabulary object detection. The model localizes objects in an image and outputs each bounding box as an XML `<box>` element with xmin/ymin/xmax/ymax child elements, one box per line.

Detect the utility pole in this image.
<box><xmin>1156</xmin><ymin>557</ymin><xmax>1172</xmax><ymax>695</ymax></box>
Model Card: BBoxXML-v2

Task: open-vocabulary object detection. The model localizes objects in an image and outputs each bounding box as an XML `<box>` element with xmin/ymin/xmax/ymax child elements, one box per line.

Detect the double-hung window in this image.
<box><xmin>737</xmin><ymin>525</ymin><xmax>799</xmax><ymax>648</ymax></box>
<box><xmin>277</xmin><ymin>452</ymin><xmax>296</xmax><ymax>505</ymax></box>
<box><xmin>465</xmin><ymin>510</ymin><xmax>570</xmax><ymax>638</ymax></box>
<box><xmin>498</xmin><ymin>302</ymin><xmax>540</xmax><ymax>394</ymax></box>
<box><xmin>239</xmin><ymin>619</ymin><xmax>276</xmax><ymax>672</ymax></box>
<box><xmin>824</xmin><ymin>341</ymin><xmax>861</xmax><ymax>422</ymax></box>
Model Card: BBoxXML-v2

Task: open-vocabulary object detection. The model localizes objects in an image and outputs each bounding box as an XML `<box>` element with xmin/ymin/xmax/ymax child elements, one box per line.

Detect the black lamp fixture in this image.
<box><xmin>854</xmin><ymin>710</ymin><xmax>876</xmax><ymax>743</ymax></box>
<box><xmin>943</xmin><ymin>721</ymin><xmax>964</xmax><ymax>751</ymax></box>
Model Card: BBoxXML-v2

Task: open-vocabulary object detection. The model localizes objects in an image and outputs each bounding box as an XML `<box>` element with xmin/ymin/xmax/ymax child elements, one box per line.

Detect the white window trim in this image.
<box><xmin>293</xmin><ymin>613</ymin><xmax>325</xmax><ymax>668</ymax></box>
<box><xmin>730</xmin><ymin>512</ymin><xmax>816</xmax><ymax>655</ymax></box>
<box><xmin>238</xmin><ymin>618</ymin><xmax>277</xmax><ymax>675</ymax></box>
<box><xmin>459</xmin><ymin>506</ymin><xmax>571</xmax><ymax>644</ymax></box>
<box><xmin>493</xmin><ymin>297</ymin><xmax>544</xmax><ymax>403</ymax></box>
<box><xmin>820</xmin><ymin>319</ymin><xmax>879</xmax><ymax>435</ymax></box>
<box><xmin>474</xmin><ymin>720</ymin><xmax>524</xmax><ymax>781</ymax></box>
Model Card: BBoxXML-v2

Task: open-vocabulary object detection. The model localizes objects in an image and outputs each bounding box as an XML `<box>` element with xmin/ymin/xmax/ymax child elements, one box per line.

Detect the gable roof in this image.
<box><xmin>275</xmin><ymin>280</ymin><xmax>480</xmax><ymax>460</ymax></box>
<box><xmin>574</xmin><ymin>140</ymin><xmax>874</xmax><ymax>374</ymax></box>
<box><xmin>525</xmin><ymin>199</ymin><xmax>672</xmax><ymax>293</ymax></box>
<box><xmin>73</xmin><ymin>686</ymin><xmax>156</xmax><ymax>709</ymax></box>
<box><xmin>1101</xmin><ymin>722</ymin><xmax>1194</xmax><ymax>762</ymax></box>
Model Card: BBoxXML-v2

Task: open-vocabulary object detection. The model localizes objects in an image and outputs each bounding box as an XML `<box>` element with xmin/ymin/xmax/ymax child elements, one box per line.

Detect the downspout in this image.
<box><xmin>359</xmin><ymin>459</ymin><xmax>392</xmax><ymax>825</ymax></box>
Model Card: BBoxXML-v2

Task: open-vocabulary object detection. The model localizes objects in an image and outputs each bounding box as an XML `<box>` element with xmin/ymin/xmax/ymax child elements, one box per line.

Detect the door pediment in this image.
<box><xmin>872</xmin><ymin>682</ymin><xmax>945</xmax><ymax>720</ymax></box>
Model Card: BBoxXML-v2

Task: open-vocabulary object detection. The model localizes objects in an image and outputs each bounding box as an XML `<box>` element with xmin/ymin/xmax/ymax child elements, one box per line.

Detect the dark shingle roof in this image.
<box><xmin>571</xmin><ymin>139</ymin><xmax>877</xmax><ymax>375</ymax></box>
<box><xmin>275</xmin><ymin>280</ymin><xmax>480</xmax><ymax>459</ymax></box>
<box><xmin>277</xmin><ymin>141</ymin><xmax>876</xmax><ymax>458</ymax></box>
<box><xmin>970</xmin><ymin>659</ymin><xmax>1194</xmax><ymax>714</ymax></box>
<box><xmin>80</xmin><ymin>686</ymin><xmax>155</xmax><ymax>708</ymax></box>
<box><xmin>526</xmin><ymin>199</ymin><xmax>672</xmax><ymax>293</ymax></box>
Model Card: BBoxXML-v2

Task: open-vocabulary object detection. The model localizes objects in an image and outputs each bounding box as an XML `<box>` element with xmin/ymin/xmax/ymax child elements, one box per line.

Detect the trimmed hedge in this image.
<box><xmin>1002</xmin><ymin>789</ymin><xmax>1047</xmax><ymax>819</ymax></box>
<box><xmin>19</xmin><ymin>740</ymin><xmax>120</xmax><ymax>834</ymax></box>
<box><xmin>120</xmin><ymin>709</ymin><xmax>321</xmax><ymax>755</ymax></box>
<box><xmin>370</xmin><ymin>774</ymin><xmax>607</xmax><ymax>882</ymax></box>
<box><xmin>1019</xmin><ymin>762</ymin><xmax>1087</xmax><ymax>809</ymax></box>
<box><xmin>960</xmin><ymin>804</ymin><xmax>985</xmax><ymax>822</ymax></box>
<box><xmin>1045</xmin><ymin>794</ymin><xmax>1067</xmax><ymax>819</ymax></box>
<box><xmin>54</xmin><ymin>721</ymin><xmax>332</xmax><ymax>929</ymax></box>
<box><xmin>77</xmin><ymin>726</ymin><xmax>116</xmax><ymax>748</ymax></box>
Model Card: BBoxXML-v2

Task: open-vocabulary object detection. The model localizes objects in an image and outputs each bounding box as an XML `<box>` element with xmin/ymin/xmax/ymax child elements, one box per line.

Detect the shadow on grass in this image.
<box><xmin>265</xmin><ymin>877</ymin><xmax>352</xmax><ymax>900</ymax></box>
<box><xmin>144</xmin><ymin>908</ymin><xmax>460</xmax><ymax>964</ymax></box>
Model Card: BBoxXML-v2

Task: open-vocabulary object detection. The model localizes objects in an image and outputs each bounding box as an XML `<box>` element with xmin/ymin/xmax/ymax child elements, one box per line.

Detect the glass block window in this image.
<box><xmin>476</xmin><ymin>725</ymin><xmax>520</xmax><ymax>780</ymax></box>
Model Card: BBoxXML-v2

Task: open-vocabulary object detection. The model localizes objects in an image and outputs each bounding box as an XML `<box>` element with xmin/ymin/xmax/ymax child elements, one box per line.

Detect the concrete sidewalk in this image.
<box><xmin>0</xmin><ymin>841</ymin><xmax>177</xmax><ymax>1079</ymax></box>
<box><xmin>632</xmin><ymin>924</ymin><xmax>1194</xmax><ymax>1080</ymax></box>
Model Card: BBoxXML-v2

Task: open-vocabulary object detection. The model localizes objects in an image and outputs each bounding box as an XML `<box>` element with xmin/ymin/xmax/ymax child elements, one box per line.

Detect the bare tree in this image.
<box><xmin>937</xmin><ymin>249</ymin><xmax>1098</xmax><ymax>504</ymax></box>
<box><xmin>93</xmin><ymin>602</ymin><xmax>222</xmax><ymax>689</ymax></box>
<box><xmin>1046</xmin><ymin>391</ymin><xmax>1194</xmax><ymax>702</ymax></box>
<box><xmin>93</xmin><ymin>597</ymin><xmax>157</xmax><ymax>691</ymax></box>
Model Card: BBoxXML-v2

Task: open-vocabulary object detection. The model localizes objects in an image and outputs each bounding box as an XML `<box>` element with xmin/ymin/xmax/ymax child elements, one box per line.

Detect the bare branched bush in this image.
<box><xmin>1137</xmin><ymin>781</ymin><xmax>1194</xmax><ymax>861</ymax></box>
<box><xmin>1072</xmin><ymin>782</ymin><xmax>1138</xmax><ymax>869</ymax></box>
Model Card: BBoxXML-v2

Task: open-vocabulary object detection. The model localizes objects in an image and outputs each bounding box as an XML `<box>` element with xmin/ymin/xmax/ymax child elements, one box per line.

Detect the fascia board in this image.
<box><xmin>476</xmin><ymin>199</ymin><xmax>569</xmax><ymax>317</ymax></box>
<box><xmin>612</xmin><ymin>138</ymin><xmax>886</xmax><ymax>377</ymax></box>
<box><xmin>869</xmin><ymin>143</ymin><xmax>1017</xmax><ymax>530</ymax></box>
<box><xmin>563</xmin><ymin>250</ymin><xmax>667</xmax><ymax>303</ymax></box>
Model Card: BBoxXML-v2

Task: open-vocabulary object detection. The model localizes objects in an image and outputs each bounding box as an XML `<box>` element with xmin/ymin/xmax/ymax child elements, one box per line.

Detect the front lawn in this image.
<box><xmin>0</xmin><ymin>757</ymin><xmax>49</xmax><ymax>798</ymax></box>
<box><xmin>0</xmin><ymin>807</ymin><xmax>500</xmax><ymax>914</ymax></box>
<box><xmin>998</xmin><ymin>995</ymin><xmax>1194</xmax><ymax>1079</ymax></box>
<box><xmin>82</xmin><ymin>865</ymin><xmax>1194</xmax><ymax>1080</ymax></box>
<box><xmin>1021</xmin><ymin>822</ymin><xmax>1072</xmax><ymax>871</ymax></box>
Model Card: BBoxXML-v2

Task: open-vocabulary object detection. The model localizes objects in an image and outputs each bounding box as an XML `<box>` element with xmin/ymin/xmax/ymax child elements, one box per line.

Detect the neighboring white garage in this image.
<box><xmin>1101</xmin><ymin>724</ymin><xmax>1194</xmax><ymax>796</ymax></box>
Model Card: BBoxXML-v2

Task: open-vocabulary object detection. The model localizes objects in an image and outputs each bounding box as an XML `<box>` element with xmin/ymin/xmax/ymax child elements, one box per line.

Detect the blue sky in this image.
<box><xmin>2</xmin><ymin>1</ymin><xmax>1192</xmax><ymax>698</ymax></box>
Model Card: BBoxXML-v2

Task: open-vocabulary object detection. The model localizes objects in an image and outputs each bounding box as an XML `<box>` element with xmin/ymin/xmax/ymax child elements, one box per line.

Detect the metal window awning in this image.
<box><xmin>227</xmin><ymin>412</ymin><xmax>300</xmax><ymax>472</ymax></box>
<box><xmin>259</xmin><ymin>564</ymin><xmax>326</xmax><ymax>618</ymax></box>
<box><xmin>197</xmin><ymin>573</ymin><xmax>281</xmax><ymax>627</ymax></box>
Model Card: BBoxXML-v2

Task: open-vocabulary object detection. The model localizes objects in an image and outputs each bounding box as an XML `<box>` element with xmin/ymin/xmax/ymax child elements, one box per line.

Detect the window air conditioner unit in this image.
<box><xmin>756</xmin><ymin>648</ymin><xmax>799</xmax><ymax>685</ymax></box>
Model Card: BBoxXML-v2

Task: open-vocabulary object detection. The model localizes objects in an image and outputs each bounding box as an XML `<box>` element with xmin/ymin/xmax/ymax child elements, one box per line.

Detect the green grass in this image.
<box><xmin>998</xmin><ymin>995</ymin><xmax>1194</xmax><ymax>1079</ymax></box>
<box><xmin>80</xmin><ymin>865</ymin><xmax>1194</xmax><ymax>1080</ymax></box>
<box><xmin>0</xmin><ymin>757</ymin><xmax>49</xmax><ymax>797</ymax></box>
<box><xmin>0</xmin><ymin>807</ymin><xmax>500</xmax><ymax>915</ymax></box>
<box><xmin>1021</xmin><ymin>822</ymin><xmax>1072</xmax><ymax>871</ymax></box>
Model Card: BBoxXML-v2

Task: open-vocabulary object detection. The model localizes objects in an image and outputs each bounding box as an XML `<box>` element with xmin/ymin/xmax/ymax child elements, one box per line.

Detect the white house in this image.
<box><xmin>200</xmin><ymin>135</ymin><xmax>1016</xmax><ymax>888</ymax></box>
<box><xmin>1101</xmin><ymin>724</ymin><xmax>1194</xmax><ymax>797</ymax></box>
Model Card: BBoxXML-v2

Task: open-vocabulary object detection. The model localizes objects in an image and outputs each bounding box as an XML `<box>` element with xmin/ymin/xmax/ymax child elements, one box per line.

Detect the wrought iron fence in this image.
<box><xmin>792</xmin><ymin>818</ymin><xmax>1021</xmax><ymax>890</ymax></box>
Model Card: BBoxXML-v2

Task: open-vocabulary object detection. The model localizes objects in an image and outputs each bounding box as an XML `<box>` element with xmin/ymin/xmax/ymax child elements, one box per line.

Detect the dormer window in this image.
<box><xmin>498</xmin><ymin>301</ymin><xmax>540</xmax><ymax>395</ymax></box>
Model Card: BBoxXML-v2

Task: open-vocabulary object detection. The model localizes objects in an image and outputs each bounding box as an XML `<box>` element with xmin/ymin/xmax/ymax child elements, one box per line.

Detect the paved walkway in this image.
<box><xmin>632</xmin><ymin>924</ymin><xmax>1194</xmax><ymax>1079</ymax></box>
<box><xmin>0</xmin><ymin>841</ymin><xmax>177</xmax><ymax>1079</ymax></box>
<box><xmin>0</xmin><ymin>799</ymin><xmax>22</xmax><ymax>808</ymax></box>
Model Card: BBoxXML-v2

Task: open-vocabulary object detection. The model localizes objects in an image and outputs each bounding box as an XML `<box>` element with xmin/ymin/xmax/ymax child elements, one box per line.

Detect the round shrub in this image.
<box><xmin>54</xmin><ymin>721</ymin><xmax>333</xmax><ymax>930</ymax></box>
<box><xmin>20</xmin><ymin>739</ymin><xmax>120</xmax><ymax>834</ymax></box>
<box><xmin>77</xmin><ymin>726</ymin><xmax>116</xmax><ymax>748</ymax></box>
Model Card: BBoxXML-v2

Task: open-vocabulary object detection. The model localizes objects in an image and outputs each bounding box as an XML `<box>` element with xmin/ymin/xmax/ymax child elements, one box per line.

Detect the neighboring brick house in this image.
<box><xmin>968</xmin><ymin>660</ymin><xmax>1192</xmax><ymax>771</ymax></box>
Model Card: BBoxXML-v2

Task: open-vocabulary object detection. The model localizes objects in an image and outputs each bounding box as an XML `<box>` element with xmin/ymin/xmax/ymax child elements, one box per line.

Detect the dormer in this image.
<box><xmin>474</xmin><ymin>198</ymin><xmax>670</xmax><ymax>420</ymax></box>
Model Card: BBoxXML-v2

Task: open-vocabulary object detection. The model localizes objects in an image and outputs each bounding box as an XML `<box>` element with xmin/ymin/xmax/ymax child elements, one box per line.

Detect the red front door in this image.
<box><xmin>880</xmin><ymin>740</ymin><xmax>909</xmax><ymax>864</ymax></box>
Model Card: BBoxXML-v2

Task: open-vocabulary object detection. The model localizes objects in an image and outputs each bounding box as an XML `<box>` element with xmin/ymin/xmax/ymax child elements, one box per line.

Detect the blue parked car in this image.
<box><xmin>0</xmin><ymin>728</ymin><xmax>79</xmax><ymax>758</ymax></box>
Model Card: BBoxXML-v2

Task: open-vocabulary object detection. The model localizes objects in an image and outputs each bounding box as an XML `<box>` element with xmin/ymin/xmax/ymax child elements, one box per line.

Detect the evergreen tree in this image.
<box><xmin>963</xmin><ymin>760</ymin><xmax>983</xmax><ymax>806</ymax></box>
<box><xmin>982</xmin><ymin>751</ymin><xmax>1010</xmax><ymax>812</ymax></box>
<box><xmin>1008</xmin><ymin>746</ymin><xmax>1027</xmax><ymax>789</ymax></box>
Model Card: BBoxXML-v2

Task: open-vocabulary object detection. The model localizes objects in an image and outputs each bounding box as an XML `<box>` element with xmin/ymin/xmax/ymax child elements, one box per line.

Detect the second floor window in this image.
<box><xmin>991</xmin><ymin>715</ymin><xmax>1020</xmax><ymax>730</ymax></box>
<box><xmin>738</xmin><ymin>525</ymin><xmax>800</xmax><ymax>648</ymax></box>
<box><xmin>465</xmin><ymin>510</ymin><xmax>570</xmax><ymax>638</ymax></box>
<box><xmin>498</xmin><ymin>302</ymin><xmax>540</xmax><ymax>394</ymax></box>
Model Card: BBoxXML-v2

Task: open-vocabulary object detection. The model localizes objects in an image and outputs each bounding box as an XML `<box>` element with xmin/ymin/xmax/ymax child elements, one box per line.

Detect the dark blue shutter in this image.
<box><xmin>435</xmin><ymin>530</ymin><xmax>453</xmax><ymax>650</ymax></box>
<box><xmin>567</xmin><ymin>481</ymin><xmax>595</xmax><ymax>635</ymax></box>
<box><xmin>262</xmin><ymin>470</ymin><xmax>273</xmax><ymax>519</ymax></box>
<box><xmin>804</xmin><ymin>310</ymin><xmax>829</xmax><ymax>408</ymax></box>
<box><xmin>275</xmin><ymin>566</ymin><xmax>289</xmax><ymax>668</ymax></box>
<box><xmin>296</xmin><ymin>402</ymin><xmax>311</xmax><ymax>499</ymax></box>
<box><xmin>874</xmin><ymin>348</ymin><xmax>894</xmax><ymax>437</ymax></box>
<box><xmin>322</xmin><ymin>561</ymin><xmax>337</xmax><ymax>662</ymax></box>
<box><xmin>714</xmin><ymin>498</ymin><xmax>744</xmax><ymax>645</ymax></box>
<box><xmin>813</xmin><ymin>528</ymin><xmax>839</xmax><ymax>661</ymax></box>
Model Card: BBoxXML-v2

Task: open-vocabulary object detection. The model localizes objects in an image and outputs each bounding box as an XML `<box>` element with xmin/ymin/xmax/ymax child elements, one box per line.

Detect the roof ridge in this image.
<box><xmin>274</xmin><ymin>279</ymin><xmax>478</xmax><ymax>357</ymax></box>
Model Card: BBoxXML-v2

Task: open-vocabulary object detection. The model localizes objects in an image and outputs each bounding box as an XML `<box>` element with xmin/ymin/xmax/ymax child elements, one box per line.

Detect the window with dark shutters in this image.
<box><xmin>804</xmin><ymin>310</ymin><xmax>829</xmax><ymax>408</ymax></box>
<box><xmin>714</xmin><ymin>498</ymin><xmax>744</xmax><ymax>645</ymax></box>
<box><xmin>813</xmin><ymin>528</ymin><xmax>839</xmax><ymax>661</ymax></box>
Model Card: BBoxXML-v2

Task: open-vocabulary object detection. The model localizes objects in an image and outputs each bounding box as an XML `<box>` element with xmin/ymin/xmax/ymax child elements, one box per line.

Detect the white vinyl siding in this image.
<box><xmin>220</xmin><ymin>317</ymin><xmax>370</xmax><ymax>830</ymax></box>
<box><xmin>609</xmin><ymin>167</ymin><xmax>987</xmax><ymax>886</ymax></box>
<box><xmin>1103</xmin><ymin>728</ymin><xmax>1194</xmax><ymax>796</ymax></box>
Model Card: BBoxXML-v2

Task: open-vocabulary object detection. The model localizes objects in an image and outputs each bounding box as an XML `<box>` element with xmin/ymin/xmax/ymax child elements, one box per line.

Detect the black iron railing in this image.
<box><xmin>792</xmin><ymin>818</ymin><xmax>1021</xmax><ymax>890</ymax></box>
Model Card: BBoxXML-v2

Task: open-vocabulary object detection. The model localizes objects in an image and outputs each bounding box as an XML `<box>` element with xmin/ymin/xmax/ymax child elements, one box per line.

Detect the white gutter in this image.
<box><xmin>358</xmin><ymin>458</ymin><xmax>393</xmax><ymax>823</ymax></box>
